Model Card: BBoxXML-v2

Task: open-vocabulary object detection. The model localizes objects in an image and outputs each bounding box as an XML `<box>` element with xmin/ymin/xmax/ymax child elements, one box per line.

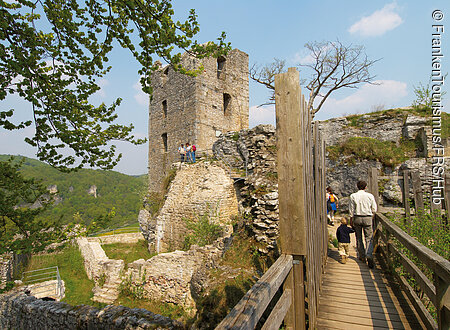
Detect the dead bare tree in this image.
<box><xmin>249</xmin><ymin>58</ymin><xmax>286</xmax><ymax>106</ymax></box>
<box><xmin>250</xmin><ymin>40</ymin><xmax>381</xmax><ymax>117</ymax></box>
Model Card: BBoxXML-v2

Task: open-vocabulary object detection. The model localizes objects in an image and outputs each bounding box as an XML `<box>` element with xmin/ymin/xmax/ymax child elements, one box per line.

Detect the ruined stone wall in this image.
<box><xmin>0</xmin><ymin>292</ymin><xmax>180</xmax><ymax>329</ymax></box>
<box><xmin>0</xmin><ymin>253</ymin><xmax>29</xmax><ymax>288</ymax></box>
<box><xmin>125</xmin><ymin>235</ymin><xmax>230</xmax><ymax>313</ymax></box>
<box><xmin>148</xmin><ymin>49</ymin><xmax>249</xmax><ymax>192</ymax></box>
<box><xmin>143</xmin><ymin>162</ymin><xmax>238</xmax><ymax>253</ymax></box>
<box><xmin>213</xmin><ymin>125</ymin><xmax>279</xmax><ymax>254</ymax></box>
<box><xmin>86</xmin><ymin>232</ymin><xmax>144</xmax><ymax>245</ymax></box>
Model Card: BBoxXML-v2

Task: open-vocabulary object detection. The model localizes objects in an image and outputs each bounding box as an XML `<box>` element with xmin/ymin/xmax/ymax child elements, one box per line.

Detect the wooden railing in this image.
<box><xmin>216</xmin><ymin>254</ymin><xmax>293</xmax><ymax>329</ymax></box>
<box><xmin>217</xmin><ymin>68</ymin><xmax>327</xmax><ymax>329</ymax></box>
<box><xmin>374</xmin><ymin>213</ymin><xmax>450</xmax><ymax>330</ymax></box>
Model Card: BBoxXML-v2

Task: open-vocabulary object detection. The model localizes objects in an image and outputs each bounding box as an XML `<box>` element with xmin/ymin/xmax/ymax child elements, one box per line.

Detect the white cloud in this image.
<box><xmin>293</xmin><ymin>51</ymin><xmax>315</xmax><ymax>65</ymax></box>
<box><xmin>314</xmin><ymin>80</ymin><xmax>408</xmax><ymax>120</ymax></box>
<box><xmin>133</xmin><ymin>81</ymin><xmax>149</xmax><ymax>106</ymax></box>
<box><xmin>96</xmin><ymin>78</ymin><xmax>109</xmax><ymax>98</ymax></box>
<box><xmin>249</xmin><ymin>104</ymin><xmax>276</xmax><ymax>128</ymax></box>
<box><xmin>349</xmin><ymin>3</ymin><xmax>403</xmax><ymax>37</ymax></box>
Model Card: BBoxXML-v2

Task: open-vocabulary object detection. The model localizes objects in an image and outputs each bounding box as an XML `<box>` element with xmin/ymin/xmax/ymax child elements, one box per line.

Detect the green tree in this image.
<box><xmin>412</xmin><ymin>77</ymin><xmax>446</xmax><ymax>109</ymax></box>
<box><xmin>0</xmin><ymin>158</ymin><xmax>63</xmax><ymax>253</ymax></box>
<box><xmin>1</xmin><ymin>0</ymin><xmax>229</xmax><ymax>170</ymax></box>
<box><xmin>0</xmin><ymin>0</ymin><xmax>229</xmax><ymax>252</ymax></box>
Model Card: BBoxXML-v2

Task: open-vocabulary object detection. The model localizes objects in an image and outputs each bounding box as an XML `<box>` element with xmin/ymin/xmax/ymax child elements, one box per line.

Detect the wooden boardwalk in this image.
<box><xmin>317</xmin><ymin>248</ymin><xmax>426</xmax><ymax>329</ymax></box>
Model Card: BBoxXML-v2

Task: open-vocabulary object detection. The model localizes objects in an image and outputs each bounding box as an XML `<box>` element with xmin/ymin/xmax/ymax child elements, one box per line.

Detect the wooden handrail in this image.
<box><xmin>374</xmin><ymin>213</ymin><xmax>450</xmax><ymax>330</ymax></box>
<box><xmin>376</xmin><ymin>213</ymin><xmax>450</xmax><ymax>283</ymax></box>
<box><xmin>216</xmin><ymin>254</ymin><xmax>293</xmax><ymax>329</ymax></box>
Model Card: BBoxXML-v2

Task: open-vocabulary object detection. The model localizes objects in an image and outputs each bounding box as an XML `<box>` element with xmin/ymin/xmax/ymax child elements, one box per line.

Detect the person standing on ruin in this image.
<box><xmin>191</xmin><ymin>144</ymin><xmax>196</xmax><ymax>163</ymax></box>
<box><xmin>185</xmin><ymin>143</ymin><xmax>192</xmax><ymax>162</ymax></box>
<box><xmin>349</xmin><ymin>180</ymin><xmax>377</xmax><ymax>268</ymax></box>
<box><xmin>178</xmin><ymin>144</ymin><xmax>185</xmax><ymax>162</ymax></box>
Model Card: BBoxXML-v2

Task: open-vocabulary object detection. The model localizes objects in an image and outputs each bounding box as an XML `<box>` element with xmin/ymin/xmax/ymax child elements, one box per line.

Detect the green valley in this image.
<box><xmin>0</xmin><ymin>155</ymin><xmax>147</xmax><ymax>229</ymax></box>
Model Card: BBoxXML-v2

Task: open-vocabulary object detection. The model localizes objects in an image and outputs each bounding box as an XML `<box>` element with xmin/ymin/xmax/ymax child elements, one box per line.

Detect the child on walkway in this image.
<box><xmin>336</xmin><ymin>217</ymin><xmax>355</xmax><ymax>264</ymax></box>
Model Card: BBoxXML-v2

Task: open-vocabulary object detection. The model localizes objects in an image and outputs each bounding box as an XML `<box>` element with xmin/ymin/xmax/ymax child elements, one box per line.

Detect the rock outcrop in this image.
<box><xmin>318</xmin><ymin>111</ymin><xmax>441</xmax><ymax>210</ymax></box>
<box><xmin>213</xmin><ymin>125</ymin><xmax>279</xmax><ymax>254</ymax></box>
<box><xmin>141</xmin><ymin>162</ymin><xmax>238</xmax><ymax>253</ymax></box>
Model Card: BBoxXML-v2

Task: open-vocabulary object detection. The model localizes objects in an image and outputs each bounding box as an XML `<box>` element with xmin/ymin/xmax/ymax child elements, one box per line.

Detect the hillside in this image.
<box><xmin>0</xmin><ymin>155</ymin><xmax>147</xmax><ymax>228</ymax></box>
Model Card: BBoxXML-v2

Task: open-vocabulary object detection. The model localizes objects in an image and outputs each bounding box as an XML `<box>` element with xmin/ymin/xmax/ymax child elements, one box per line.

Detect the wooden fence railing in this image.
<box><xmin>374</xmin><ymin>213</ymin><xmax>450</xmax><ymax>330</ymax></box>
<box><xmin>216</xmin><ymin>254</ymin><xmax>293</xmax><ymax>329</ymax></box>
<box><xmin>217</xmin><ymin>68</ymin><xmax>327</xmax><ymax>329</ymax></box>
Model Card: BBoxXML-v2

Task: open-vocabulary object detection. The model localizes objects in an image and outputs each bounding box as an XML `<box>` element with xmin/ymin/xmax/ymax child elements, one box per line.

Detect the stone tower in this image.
<box><xmin>148</xmin><ymin>48</ymin><xmax>249</xmax><ymax>192</ymax></box>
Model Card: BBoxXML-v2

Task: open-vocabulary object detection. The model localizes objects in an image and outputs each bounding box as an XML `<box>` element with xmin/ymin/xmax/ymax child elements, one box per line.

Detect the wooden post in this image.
<box><xmin>402</xmin><ymin>170</ymin><xmax>411</xmax><ymax>221</ymax></box>
<box><xmin>368</xmin><ymin>168</ymin><xmax>379</xmax><ymax>207</ymax></box>
<box><xmin>275</xmin><ymin>67</ymin><xmax>306</xmax><ymax>330</ymax></box>
<box><xmin>430</xmin><ymin>185</ymin><xmax>442</xmax><ymax>223</ymax></box>
<box><xmin>445</xmin><ymin>174</ymin><xmax>450</xmax><ymax>217</ymax></box>
<box><xmin>411</xmin><ymin>171</ymin><xmax>424</xmax><ymax>214</ymax></box>
<box><xmin>435</xmin><ymin>273</ymin><xmax>450</xmax><ymax>330</ymax></box>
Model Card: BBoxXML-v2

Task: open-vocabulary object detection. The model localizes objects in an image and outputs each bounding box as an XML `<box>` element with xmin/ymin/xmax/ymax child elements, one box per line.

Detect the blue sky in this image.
<box><xmin>1</xmin><ymin>1</ymin><xmax>449</xmax><ymax>175</ymax></box>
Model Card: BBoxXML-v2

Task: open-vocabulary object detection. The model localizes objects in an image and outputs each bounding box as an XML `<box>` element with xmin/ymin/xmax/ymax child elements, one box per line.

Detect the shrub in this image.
<box><xmin>183</xmin><ymin>212</ymin><xmax>223</xmax><ymax>250</ymax></box>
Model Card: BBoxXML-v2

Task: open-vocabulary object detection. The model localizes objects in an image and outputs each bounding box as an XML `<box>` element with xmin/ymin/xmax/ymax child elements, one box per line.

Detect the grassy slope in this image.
<box><xmin>102</xmin><ymin>240</ymin><xmax>153</xmax><ymax>267</ymax></box>
<box><xmin>0</xmin><ymin>155</ymin><xmax>147</xmax><ymax>228</ymax></box>
<box><xmin>23</xmin><ymin>244</ymin><xmax>104</xmax><ymax>307</ymax></box>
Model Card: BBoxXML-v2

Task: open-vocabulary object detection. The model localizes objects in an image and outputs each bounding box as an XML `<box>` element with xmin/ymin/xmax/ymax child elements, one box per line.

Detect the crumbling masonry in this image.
<box><xmin>148</xmin><ymin>49</ymin><xmax>249</xmax><ymax>192</ymax></box>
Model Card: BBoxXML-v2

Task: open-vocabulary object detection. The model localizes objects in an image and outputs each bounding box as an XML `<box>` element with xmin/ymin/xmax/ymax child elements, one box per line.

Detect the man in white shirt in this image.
<box><xmin>349</xmin><ymin>180</ymin><xmax>377</xmax><ymax>268</ymax></box>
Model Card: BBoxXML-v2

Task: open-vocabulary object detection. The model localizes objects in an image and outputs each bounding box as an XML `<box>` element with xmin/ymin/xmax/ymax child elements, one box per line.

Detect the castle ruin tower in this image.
<box><xmin>148</xmin><ymin>49</ymin><xmax>249</xmax><ymax>192</ymax></box>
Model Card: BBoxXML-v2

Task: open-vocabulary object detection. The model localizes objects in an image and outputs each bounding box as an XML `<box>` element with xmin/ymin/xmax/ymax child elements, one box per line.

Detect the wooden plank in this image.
<box><xmin>317</xmin><ymin>310</ymin><xmax>410</xmax><ymax>329</ymax></box>
<box><xmin>411</xmin><ymin>171</ymin><xmax>424</xmax><ymax>212</ymax></box>
<box><xmin>317</xmin><ymin>318</ymin><xmax>384</xmax><ymax>330</ymax></box>
<box><xmin>320</xmin><ymin>293</ymin><xmax>405</xmax><ymax>310</ymax></box>
<box><xmin>318</xmin><ymin>303</ymin><xmax>422</xmax><ymax>325</ymax></box>
<box><xmin>321</xmin><ymin>281</ymin><xmax>393</xmax><ymax>294</ymax></box>
<box><xmin>261</xmin><ymin>289</ymin><xmax>291</xmax><ymax>330</ymax></box>
<box><xmin>216</xmin><ymin>254</ymin><xmax>293</xmax><ymax>329</ymax></box>
<box><xmin>368</xmin><ymin>168</ymin><xmax>379</xmax><ymax>207</ymax></box>
<box><xmin>320</xmin><ymin>288</ymin><xmax>407</xmax><ymax>303</ymax></box>
<box><xmin>375</xmin><ymin>213</ymin><xmax>450</xmax><ymax>284</ymax></box>
<box><xmin>319</xmin><ymin>298</ymin><xmax>419</xmax><ymax>317</ymax></box>
<box><xmin>445</xmin><ymin>173</ymin><xmax>450</xmax><ymax>213</ymax></box>
<box><xmin>402</xmin><ymin>170</ymin><xmax>411</xmax><ymax>219</ymax></box>
<box><xmin>275</xmin><ymin>67</ymin><xmax>306</xmax><ymax>256</ymax></box>
<box><xmin>292</xmin><ymin>256</ymin><xmax>305</xmax><ymax>329</ymax></box>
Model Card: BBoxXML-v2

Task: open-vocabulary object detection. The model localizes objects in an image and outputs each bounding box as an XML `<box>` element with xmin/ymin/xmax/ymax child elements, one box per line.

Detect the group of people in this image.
<box><xmin>178</xmin><ymin>143</ymin><xmax>196</xmax><ymax>163</ymax></box>
<box><xmin>329</xmin><ymin>180</ymin><xmax>378</xmax><ymax>269</ymax></box>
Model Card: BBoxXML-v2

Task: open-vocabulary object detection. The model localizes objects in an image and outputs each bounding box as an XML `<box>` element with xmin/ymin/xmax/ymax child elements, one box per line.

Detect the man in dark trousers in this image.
<box><xmin>349</xmin><ymin>180</ymin><xmax>377</xmax><ymax>268</ymax></box>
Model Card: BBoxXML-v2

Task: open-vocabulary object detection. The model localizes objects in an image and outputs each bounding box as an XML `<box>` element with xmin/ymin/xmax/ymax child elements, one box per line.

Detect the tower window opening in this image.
<box><xmin>162</xmin><ymin>100</ymin><xmax>167</xmax><ymax>118</ymax></box>
<box><xmin>217</xmin><ymin>56</ymin><xmax>226</xmax><ymax>78</ymax></box>
<box><xmin>223</xmin><ymin>93</ymin><xmax>231</xmax><ymax>116</ymax></box>
<box><xmin>161</xmin><ymin>133</ymin><xmax>168</xmax><ymax>152</ymax></box>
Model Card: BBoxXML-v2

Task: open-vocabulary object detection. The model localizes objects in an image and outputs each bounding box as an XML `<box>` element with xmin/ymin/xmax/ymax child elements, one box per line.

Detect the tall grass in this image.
<box><xmin>102</xmin><ymin>240</ymin><xmax>153</xmax><ymax>266</ymax></box>
<box><xmin>24</xmin><ymin>244</ymin><xmax>99</xmax><ymax>306</ymax></box>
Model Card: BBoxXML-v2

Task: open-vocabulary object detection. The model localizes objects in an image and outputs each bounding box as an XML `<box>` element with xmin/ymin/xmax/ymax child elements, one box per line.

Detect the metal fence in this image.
<box><xmin>22</xmin><ymin>266</ymin><xmax>63</xmax><ymax>300</ymax></box>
